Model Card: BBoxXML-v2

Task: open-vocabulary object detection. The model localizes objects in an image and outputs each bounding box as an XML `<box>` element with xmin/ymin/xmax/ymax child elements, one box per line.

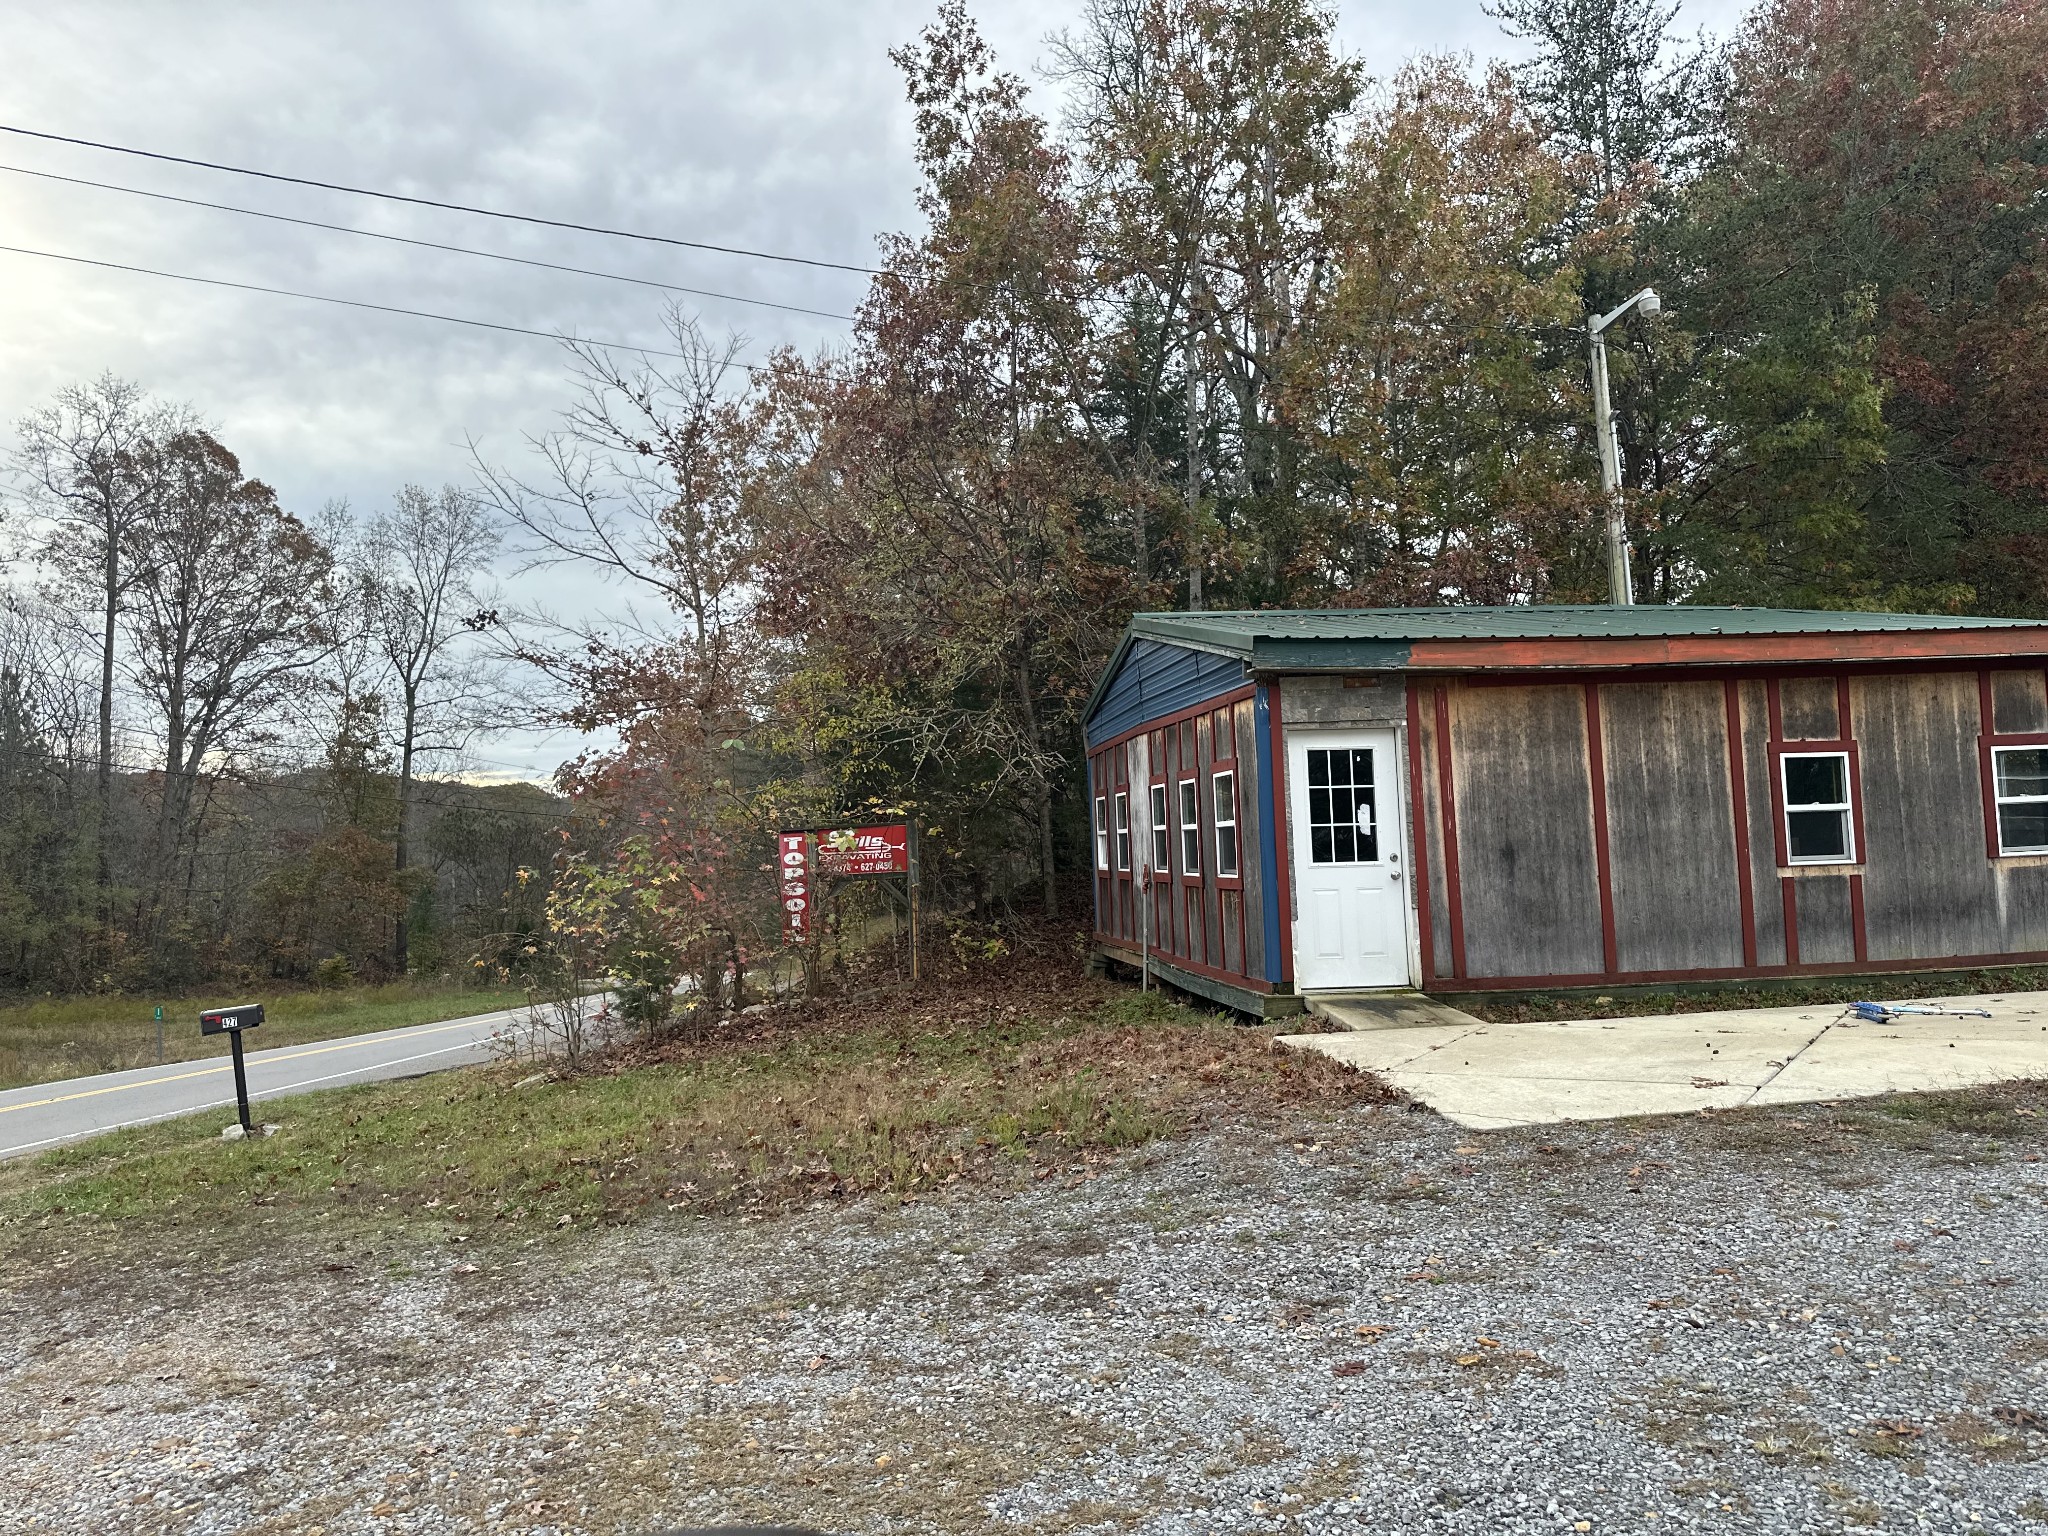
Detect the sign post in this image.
<box><xmin>200</xmin><ymin>1004</ymin><xmax>265</xmax><ymax>1135</ymax></box>
<box><xmin>778</xmin><ymin>831</ymin><xmax>813</xmax><ymax>947</ymax></box>
<box><xmin>776</xmin><ymin>821</ymin><xmax>920</xmax><ymax>981</ymax></box>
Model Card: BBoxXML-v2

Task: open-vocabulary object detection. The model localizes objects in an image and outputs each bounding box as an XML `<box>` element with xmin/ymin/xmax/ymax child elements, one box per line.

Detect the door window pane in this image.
<box><xmin>1305</xmin><ymin>746</ymin><xmax>1378</xmax><ymax>865</ymax></box>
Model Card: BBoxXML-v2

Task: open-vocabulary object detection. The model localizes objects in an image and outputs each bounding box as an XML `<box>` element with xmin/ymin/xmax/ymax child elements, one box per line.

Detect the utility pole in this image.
<box><xmin>1186</xmin><ymin>318</ymin><xmax>1203</xmax><ymax>613</ymax></box>
<box><xmin>1587</xmin><ymin>288</ymin><xmax>1663</xmax><ymax>606</ymax></box>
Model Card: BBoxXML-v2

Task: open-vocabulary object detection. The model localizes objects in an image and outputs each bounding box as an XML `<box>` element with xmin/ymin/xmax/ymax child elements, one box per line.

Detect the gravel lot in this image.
<box><xmin>5</xmin><ymin>1088</ymin><xmax>2047</xmax><ymax>1535</ymax></box>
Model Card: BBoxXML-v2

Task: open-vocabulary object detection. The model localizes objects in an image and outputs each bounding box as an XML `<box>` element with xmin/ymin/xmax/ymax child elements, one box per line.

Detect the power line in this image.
<box><xmin>0</xmin><ymin>122</ymin><xmax>881</xmax><ymax>276</ymax></box>
<box><xmin>0</xmin><ymin>162</ymin><xmax>857</xmax><ymax>323</ymax></box>
<box><xmin>0</xmin><ymin>242</ymin><xmax>833</xmax><ymax>380</ymax></box>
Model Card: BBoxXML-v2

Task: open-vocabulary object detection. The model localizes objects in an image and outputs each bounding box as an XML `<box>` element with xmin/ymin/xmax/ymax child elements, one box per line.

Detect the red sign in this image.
<box><xmin>814</xmin><ymin>823</ymin><xmax>910</xmax><ymax>876</ymax></box>
<box><xmin>777</xmin><ymin>831</ymin><xmax>812</xmax><ymax>944</ymax></box>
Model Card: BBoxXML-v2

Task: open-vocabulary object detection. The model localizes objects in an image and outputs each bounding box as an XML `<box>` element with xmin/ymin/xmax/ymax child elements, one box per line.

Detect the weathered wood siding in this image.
<box><xmin>1235</xmin><ymin>698</ymin><xmax>1269</xmax><ymax>982</ymax></box>
<box><xmin>1417</xmin><ymin>688</ymin><xmax>1454</xmax><ymax>981</ymax></box>
<box><xmin>1449</xmin><ymin>683</ymin><xmax>1606</xmax><ymax>978</ymax></box>
<box><xmin>1778</xmin><ymin>675</ymin><xmax>1840</xmax><ymax>740</ymax></box>
<box><xmin>1407</xmin><ymin>663</ymin><xmax>2048</xmax><ymax>989</ymax></box>
<box><xmin>1601</xmin><ymin>682</ymin><xmax>1746</xmax><ymax>971</ymax></box>
<box><xmin>1855</xmin><ymin>670</ymin><xmax>2048</xmax><ymax>959</ymax></box>
<box><xmin>1089</xmin><ymin>671</ymin><xmax>1271</xmax><ymax>1003</ymax></box>
<box><xmin>1738</xmin><ymin>679</ymin><xmax>1788</xmax><ymax>966</ymax></box>
<box><xmin>1990</xmin><ymin>669</ymin><xmax>2048</xmax><ymax>734</ymax></box>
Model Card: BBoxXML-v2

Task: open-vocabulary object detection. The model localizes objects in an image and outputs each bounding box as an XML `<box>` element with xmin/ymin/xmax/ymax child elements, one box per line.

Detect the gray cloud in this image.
<box><xmin>0</xmin><ymin>0</ymin><xmax>1744</xmax><ymax>778</ymax></box>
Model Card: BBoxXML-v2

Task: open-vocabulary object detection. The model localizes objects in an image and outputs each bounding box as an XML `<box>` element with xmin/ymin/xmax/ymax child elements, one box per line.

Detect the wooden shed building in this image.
<box><xmin>1083</xmin><ymin>607</ymin><xmax>2048</xmax><ymax>1016</ymax></box>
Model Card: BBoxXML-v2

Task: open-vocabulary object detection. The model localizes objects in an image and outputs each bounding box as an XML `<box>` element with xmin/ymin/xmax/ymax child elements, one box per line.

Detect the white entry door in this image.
<box><xmin>1288</xmin><ymin>728</ymin><xmax>1410</xmax><ymax>989</ymax></box>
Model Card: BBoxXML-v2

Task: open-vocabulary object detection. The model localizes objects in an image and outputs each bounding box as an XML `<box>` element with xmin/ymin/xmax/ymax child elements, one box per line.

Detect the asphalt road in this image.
<box><xmin>0</xmin><ymin>1004</ymin><xmax>534</xmax><ymax>1161</ymax></box>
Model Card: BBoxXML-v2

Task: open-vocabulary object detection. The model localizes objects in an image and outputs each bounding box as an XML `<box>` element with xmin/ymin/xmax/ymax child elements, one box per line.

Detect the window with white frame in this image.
<box><xmin>1177</xmin><ymin>778</ymin><xmax>1201</xmax><ymax>874</ymax></box>
<box><xmin>1992</xmin><ymin>746</ymin><xmax>2048</xmax><ymax>854</ymax></box>
<box><xmin>1093</xmin><ymin>795</ymin><xmax>1110</xmax><ymax>871</ymax></box>
<box><xmin>1212</xmin><ymin>770</ymin><xmax>1239</xmax><ymax>877</ymax></box>
<box><xmin>1112</xmin><ymin>791</ymin><xmax>1131</xmax><ymax>871</ymax></box>
<box><xmin>1149</xmin><ymin>783</ymin><xmax>1170</xmax><ymax>871</ymax></box>
<box><xmin>1781</xmin><ymin>751</ymin><xmax>1855</xmax><ymax>863</ymax></box>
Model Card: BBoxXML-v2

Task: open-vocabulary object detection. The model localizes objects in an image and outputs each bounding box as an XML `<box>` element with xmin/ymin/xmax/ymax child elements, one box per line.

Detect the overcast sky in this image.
<box><xmin>0</xmin><ymin>0</ymin><xmax>1743</xmax><ymax>782</ymax></box>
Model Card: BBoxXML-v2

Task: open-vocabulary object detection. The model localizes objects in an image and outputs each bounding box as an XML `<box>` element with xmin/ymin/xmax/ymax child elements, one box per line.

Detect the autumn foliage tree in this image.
<box><xmin>499</xmin><ymin>0</ymin><xmax>2048</xmax><ymax>971</ymax></box>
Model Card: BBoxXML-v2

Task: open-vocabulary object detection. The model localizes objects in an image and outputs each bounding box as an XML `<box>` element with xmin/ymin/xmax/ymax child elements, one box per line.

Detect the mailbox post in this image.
<box><xmin>200</xmin><ymin>1004</ymin><xmax>265</xmax><ymax>1135</ymax></box>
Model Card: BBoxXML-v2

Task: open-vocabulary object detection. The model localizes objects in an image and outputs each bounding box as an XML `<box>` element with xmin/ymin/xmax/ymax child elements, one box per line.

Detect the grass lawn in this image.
<box><xmin>0</xmin><ymin>982</ymin><xmax>531</xmax><ymax>1091</ymax></box>
<box><xmin>0</xmin><ymin>976</ymin><xmax>1385</xmax><ymax>1235</ymax></box>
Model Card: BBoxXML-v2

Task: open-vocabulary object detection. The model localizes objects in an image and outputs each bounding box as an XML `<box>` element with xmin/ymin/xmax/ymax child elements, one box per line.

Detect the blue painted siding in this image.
<box><xmin>1254</xmin><ymin>684</ymin><xmax>1285</xmax><ymax>984</ymax></box>
<box><xmin>1085</xmin><ymin>638</ymin><xmax>1247</xmax><ymax>747</ymax></box>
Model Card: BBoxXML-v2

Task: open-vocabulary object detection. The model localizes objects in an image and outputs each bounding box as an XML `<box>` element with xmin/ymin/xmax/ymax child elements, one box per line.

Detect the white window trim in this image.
<box><xmin>1093</xmin><ymin>795</ymin><xmax>1110</xmax><ymax>872</ymax></box>
<box><xmin>1177</xmin><ymin>778</ymin><xmax>1201</xmax><ymax>876</ymax></box>
<box><xmin>1112</xmin><ymin>790</ymin><xmax>1131</xmax><ymax>871</ymax></box>
<box><xmin>1780</xmin><ymin>749</ymin><xmax>1856</xmax><ymax>865</ymax></box>
<box><xmin>1212</xmin><ymin>769</ymin><xmax>1239</xmax><ymax>878</ymax></box>
<box><xmin>1992</xmin><ymin>744</ymin><xmax>2048</xmax><ymax>855</ymax></box>
<box><xmin>1148</xmin><ymin>782</ymin><xmax>1170</xmax><ymax>872</ymax></box>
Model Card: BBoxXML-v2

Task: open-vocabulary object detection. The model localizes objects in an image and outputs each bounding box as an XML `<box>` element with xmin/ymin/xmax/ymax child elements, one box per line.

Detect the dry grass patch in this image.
<box><xmin>2</xmin><ymin>951</ymin><xmax>1390</xmax><ymax>1236</ymax></box>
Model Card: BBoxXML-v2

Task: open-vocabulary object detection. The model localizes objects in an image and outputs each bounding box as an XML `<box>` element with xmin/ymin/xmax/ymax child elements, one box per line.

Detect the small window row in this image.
<box><xmin>1092</xmin><ymin>771</ymin><xmax>1239</xmax><ymax>878</ymax></box>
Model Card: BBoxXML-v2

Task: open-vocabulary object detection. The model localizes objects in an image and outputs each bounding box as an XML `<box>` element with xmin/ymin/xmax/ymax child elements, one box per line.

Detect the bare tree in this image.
<box><xmin>473</xmin><ymin>308</ymin><xmax>759</xmax><ymax>692</ymax></box>
<box><xmin>122</xmin><ymin>431</ymin><xmax>336</xmax><ymax>948</ymax></box>
<box><xmin>10</xmin><ymin>376</ymin><xmax>199</xmax><ymax>914</ymax></box>
<box><xmin>356</xmin><ymin>484</ymin><xmax>503</xmax><ymax>973</ymax></box>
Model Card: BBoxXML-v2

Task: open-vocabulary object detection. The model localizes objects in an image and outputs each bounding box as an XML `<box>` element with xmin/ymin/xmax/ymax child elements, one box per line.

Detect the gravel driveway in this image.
<box><xmin>5</xmin><ymin>1089</ymin><xmax>2046</xmax><ymax>1535</ymax></box>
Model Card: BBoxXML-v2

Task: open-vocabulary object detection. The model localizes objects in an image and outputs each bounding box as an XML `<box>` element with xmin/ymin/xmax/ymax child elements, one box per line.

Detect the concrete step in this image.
<box><xmin>1305</xmin><ymin>991</ymin><xmax>1486</xmax><ymax>1032</ymax></box>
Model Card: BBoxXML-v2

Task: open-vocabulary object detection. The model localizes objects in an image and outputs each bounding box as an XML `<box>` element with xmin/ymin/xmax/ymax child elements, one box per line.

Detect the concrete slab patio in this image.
<box><xmin>1279</xmin><ymin>989</ymin><xmax>2048</xmax><ymax>1128</ymax></box>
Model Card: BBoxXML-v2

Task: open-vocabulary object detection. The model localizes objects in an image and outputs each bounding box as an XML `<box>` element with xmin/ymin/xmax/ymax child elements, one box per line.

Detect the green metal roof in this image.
<box><xmin>1083</xmin><ymin>605</ymin><xmax>2048</xmax><ymax>724</ymax></box>
<box><xmin>1132</xmin><ymin>605</ymin><xmax>2048</xmax><ymax>652</ymax></box>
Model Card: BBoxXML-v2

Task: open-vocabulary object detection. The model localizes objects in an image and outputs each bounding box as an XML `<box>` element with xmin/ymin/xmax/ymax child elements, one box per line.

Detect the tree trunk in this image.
<box><xmin>394</xmin><ymin>688</ymin><xmax>418</xmax><ymax>975</ymax></box>
<box><xmin>95</xmin><ymin>535</ymin><xmax>116</xmax><ymax>931</ymax></box>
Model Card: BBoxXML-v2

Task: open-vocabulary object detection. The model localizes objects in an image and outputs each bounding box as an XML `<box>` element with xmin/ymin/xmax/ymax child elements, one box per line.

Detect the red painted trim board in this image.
<box><xmin>1838</xmin><ymin>674</ymin><xmax>1869</xmax><ymax>961</ymax></box>
<box><xmin>1266</xmin><ymin>684</ymin><xmax>1295</xmax><ymax>985</ymax></box>
<box><xmin>1723</xmin><ymin>680</ymin><xmax>1759</xmax><ymax>969</ymax></box>
<box><xmin>1433</xmin><ymin>683</ymin><xmax>1468</xmax><ymax>978</ymax></box>
<box><xmin>1406</xmin><ymin>682</ymin><xmax>1437</xmax><ymax>984</ymax></box>
<box><xmin>1458</xmin><ymin>658</ymin><xmax>2019</xmax><ymax>690</ymax></box>
<box><xmin>1979</xmin><ymin>669</ymin><xmax>2003</xmax><ymax>858</ymax></box>
<box><xmin>1583</xmin><ymin>681</ymin><xmax>1619</xmax><ymax>976</ymax></box>
<box><xmin>1404</xmin><ymin>630</ymin><xmax>2048</xmax><ymax>672</ymax></box>
<box><xmin>1089</xmin><ymin>683</ymin><xmax>1259</xmax><ymax>757</ymax></box>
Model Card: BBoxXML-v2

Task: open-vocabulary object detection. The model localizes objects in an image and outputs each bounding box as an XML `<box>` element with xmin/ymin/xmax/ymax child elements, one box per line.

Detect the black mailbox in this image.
<box><xmin>200</xmin><ymin>1003</ymin><xmax>264</xmax><ymax>1036</ymax></box>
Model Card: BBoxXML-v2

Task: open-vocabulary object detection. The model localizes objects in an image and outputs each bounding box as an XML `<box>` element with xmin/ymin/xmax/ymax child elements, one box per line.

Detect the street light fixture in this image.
<box><xmin>1588</xmin><ymin>287</ymin><xmax>1662</xmax><ymax>606</ymax></box>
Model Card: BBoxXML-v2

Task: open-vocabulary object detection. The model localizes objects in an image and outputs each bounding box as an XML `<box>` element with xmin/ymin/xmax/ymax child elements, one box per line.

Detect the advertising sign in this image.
<box><xmin>778</xmin><ymin>832</ymin><xmax>812</xmax><ymax>944</ymax></box>
<box><xmin>814</xmin><ymin>823</ymin><xmax>911</xmax><ymax>877</ymax></box>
